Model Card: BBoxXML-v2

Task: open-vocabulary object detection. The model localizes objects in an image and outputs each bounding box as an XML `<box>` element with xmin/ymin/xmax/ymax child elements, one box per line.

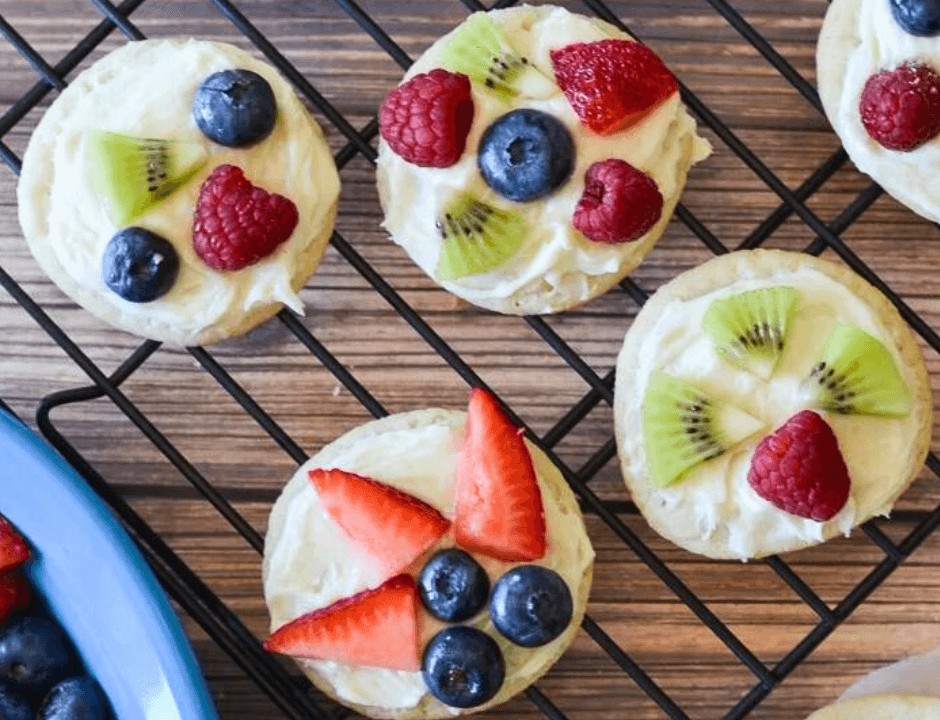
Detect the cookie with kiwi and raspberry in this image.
<box><xmin>18</xmin><ymin>38</ymin><xmax>339</xmax><ymax>346</ymax></box>
<box><xmin>375</xmin><ymin>4</ymin><xmax>710</xmax><ymax>315</ymax></box>
<box><xmin>614</xmin><ymin>249</ymin><xmax>932</xmax><ymax>560</ymax></box>
<box><xmin>262</xmin><ymin>388</ymin><xmax>594</xmax><ymax>719</ymax></box>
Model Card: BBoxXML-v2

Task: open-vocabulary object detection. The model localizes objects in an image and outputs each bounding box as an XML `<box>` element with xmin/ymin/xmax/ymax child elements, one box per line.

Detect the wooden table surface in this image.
<box><xmin>1</xmin><ymin>1</ymin><xmax>939</xmax><ymax>719</ymax></box>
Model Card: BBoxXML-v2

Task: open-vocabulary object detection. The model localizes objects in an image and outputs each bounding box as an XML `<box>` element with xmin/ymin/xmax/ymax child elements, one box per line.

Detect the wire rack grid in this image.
<box><xmin>0</xmin><ymin>0</ymin><xmax>938</xmax><ymax>719</ymax></box>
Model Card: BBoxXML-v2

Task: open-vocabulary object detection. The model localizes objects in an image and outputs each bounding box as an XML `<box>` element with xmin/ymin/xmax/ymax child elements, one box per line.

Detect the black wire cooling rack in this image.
<box><xmin>1</xmin><ymin>1</ymin><xmax>939</xmax><ymax>719</ymax></box>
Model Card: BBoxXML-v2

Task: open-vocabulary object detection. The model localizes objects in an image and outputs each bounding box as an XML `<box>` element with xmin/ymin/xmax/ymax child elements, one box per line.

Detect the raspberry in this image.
<box><xmin>551</xmin><ymin>39</ymin><xmax>678</xmax><ymax>135</ymax></box>
<box><xmin>193</xmin><ymin>165</ymin><xmax>299</xmax><ymax>271</ymax></box>
<box><xmin>573</xmin><ymin>159</ymin><xmax>663</xmax><ymax>243</ymax></box>
<box><xmin>379</xmin><ymin>69</ymin><xmax>474</xmax><ymax>168</ymax></box>
<box><xmin>859</xmin><ymin>63</ymin><xmax>940</xmax><ymax>151</ymax></box>
<box><xmin>747</xmin><ymin>410</ymin><xmax>850</xmax><ymax>521</ymax></box>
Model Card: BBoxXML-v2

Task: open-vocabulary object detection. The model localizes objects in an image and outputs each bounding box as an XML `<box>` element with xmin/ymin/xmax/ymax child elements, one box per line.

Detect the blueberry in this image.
<box><xmin>0</xmin><ymin>680</ymin><xmax>30</xmax><ymax>720</ymax></box>
<box><xmin>38</xmin><ymin>677</ymin><xmax>110</xmax><ymax>720</ymax></box>
<box><xmin>422</xmin><ymin>627</ymin><xmax>504</xmax><ymax>709</ymax></box>
<box><xmin>418</xmin><ymin>549</ymin><xmax>490</xmax><ymax>622</ymax></box>
<box><xmin>193</xmin><ymin>69</ymin><xmax>277</xmax><ymax>147</ymax></box>
<box><xmin>890</xmin><ymin>0</ymin><xmax>940</xmax><ymax>35</ymax></box>
<box><xmin>0</xmin><ymin>616</ymin><xmax>74</xmax><ymax>701</ymax></box>
<box><xmin>101</xmin><ymin>227</ymin><xmax>179</xmax><ymax>303</ymax></box>
<box><xmin>489</xmin><ymin>565</ymin><xmax>573</xmax><ymax>648</ymax></box>
<box><xmin>477</xmin><ymin>108</ymin><xmax>574</xmax><ymax>202</ymax></box>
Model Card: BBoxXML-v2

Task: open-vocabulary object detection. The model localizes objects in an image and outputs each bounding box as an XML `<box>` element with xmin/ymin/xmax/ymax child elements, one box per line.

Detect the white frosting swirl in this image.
<box><xmin>378</xmin><ymin>5</ymin><xmax>710</xmax><ymax>313</ymax></box>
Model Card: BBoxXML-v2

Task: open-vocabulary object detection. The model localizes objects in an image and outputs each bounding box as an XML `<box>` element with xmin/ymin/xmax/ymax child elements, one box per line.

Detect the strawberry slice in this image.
<box><xmin>0</xmin><ymin>516</ymin><xmax>29</xmax><ymax>574</ymax></box>
<box><xmin>309</xmin><ymin>468</ymin><xmax>450</xmax><ymax>576</ymax></box>
<box><xmin>550</xmin><ymin>39</ymin><xmax>679</xmax><ymax>135</ymax></box>
<box><xmin>0</xmin><ymin>573</ymin><xmax>31</xmax><ymax>625</ymax></box>
<box><xmin>264</xmin><ymin>574</ymin><xmax>420</xmax><ymax>671</ymax></box>
<box><xmin>455</xmin><ymin>388</ymin><xmax>546</xmax><ymax>562</ymax></box>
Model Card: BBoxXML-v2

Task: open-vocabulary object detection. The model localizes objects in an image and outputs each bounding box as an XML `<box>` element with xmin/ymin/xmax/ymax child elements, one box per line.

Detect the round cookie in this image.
<box><xmin>808</xmin><ymin>695</ymin><xmax>940</xmax><ymax>720</ymax></box>
<box><xmin>262</xmin><ymin>401</ymin><xmax>594</xmax><ymax>719</ymax></box>
<box><xmin>18</xmin><ymin>38</ymin><xmax>340</xmax><ymax>346</ymax></box>
<box><xmin>817</xmin><ymin>0</ymin><xmax>940</xmax><ymax>223</ymax></box>
<box><xmin>614</xmin><ymin>249</ymin><xmax>932</xmax><ymax>560</ymax></box>
<box><xmin>376</xmin><ymin>5</ymin><xmax>710</xmax><ymax>315</ymax></box>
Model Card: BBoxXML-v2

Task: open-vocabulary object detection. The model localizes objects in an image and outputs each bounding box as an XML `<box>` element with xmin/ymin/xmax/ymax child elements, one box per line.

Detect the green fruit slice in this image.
<box><xmin>805</xmin><ymin>324</ymin><xmax>911</xmax><ymax>417</ymax></box>
<box><xmin>89</xmin><ymin>130</ymin><xmax>207</xmax><ymax>225</ymax></box>
<box><xmin>642</xmin><ymin>371</ymin><xmax>764</xmax><ymax>488</ymax></box>
<box><xmin>435</xmin><ymin>195</ymin><xmax>525</xmax><ymax>281</ymax></box>
<box><xmin>439</xmin><ymin>13</ymin><xmax>553</xmax><ymax>100</ymax></box>
<box><xmin>702</xmin><ymin>286</ymin><xmax>798</xmax><ymax>380</ymax></box>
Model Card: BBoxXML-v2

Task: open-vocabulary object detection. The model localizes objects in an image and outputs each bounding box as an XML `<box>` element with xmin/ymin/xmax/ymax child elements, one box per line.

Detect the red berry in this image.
<box><xmin>0</xmin><ymin>573</ymin><xmax>30</xmax><ymax>625</ymax></box>
<box><xmin>379</xmin><ymin>69</ymin><xmax>474</xmax><ymax>168</ymax></box>
<box><xmin>0</xmin><ymin>516</ymin><xmax>28</xmax><ymax>574</ymax></box>
<box><xmin>193</xmin><ymin>165</ymin><xmax>299</xmax><ymax>271</ymax></box>
<box><xmin>860</xmin><ymin>63</ymin><xmax>940</xmax><ymax>151</ymax></box>
<box><xmin>747</xmin><ymin>410</ymin><xmax>850</xmax><ymax>521</ymax></box>
<box><xmin>573</xmin><ymin>159</ymin><xmax>663</xmax><ymax>244</ymax></box>
<box><xmin>309</xmin><ymin>468</ymin><xmax>450</xmax><ymax>577</ymax></box>
<box><xmin>455</xmin><ymin>388</ymin><xmax>546</xmax><ymax>562</ymax></box>
<box><xmin>265</xmin><ymin>574</ymin><xmax>420</xmax><ymax>671</ymax></box>
<box><xmin>551</xmin><ymin>39</ymin><xmax>678</xmax><ymax>135</ymax></box>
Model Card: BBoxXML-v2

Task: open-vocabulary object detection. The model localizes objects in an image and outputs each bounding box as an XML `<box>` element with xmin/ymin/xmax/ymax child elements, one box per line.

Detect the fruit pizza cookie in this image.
<box><xmin>818</xmin><ymin>0</ymin><xmax>940</xmax><ymax>223</ymax></box>
<box><xmin>614</xmin><ymin>250</ymin><xmax>932</xmax><ymax>560</ymax></box>
<box><xmin>263</xmin><ymin>389</ymin><xmax>594</xmax><ymax>718</ymax></box>
<box><xmin>376</xmin><ymin>5</ymin><xmax>711</xmax><ymax>315</ymax></box>
<box><xmin>18</xmin><ymin>38</ymin><xmax>340</xmax><ymax>345</ymax></box>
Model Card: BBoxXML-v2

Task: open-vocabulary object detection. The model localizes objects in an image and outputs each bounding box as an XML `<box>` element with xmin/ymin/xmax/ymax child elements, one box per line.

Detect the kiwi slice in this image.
<box><xmin>439</xmin><ymin>13</ymin><xmax>553</xmax><ymax>100</ymax></box>
<box><xmin>435</xmin><ymin>195</ymin><xmax>525</xmax><ymax>281</ymax></box>
<box><xmin>804</xmin><ymin>324</ymin><xmax>911</xmax><ymax>417</ymax></box>
<box><xmin>89</xmin><ymin>130</ymin><xmax>207</xmax><ymax>225</ymax></box>
<box><xmin>702</xmin><ymin>286</ymin><xmax>798</xmax><ymax>380</ymax></box>
<box><xmin>642</xmin><ymin>371</ymin><xmax>764</xmax><ymax>488</ymax></box>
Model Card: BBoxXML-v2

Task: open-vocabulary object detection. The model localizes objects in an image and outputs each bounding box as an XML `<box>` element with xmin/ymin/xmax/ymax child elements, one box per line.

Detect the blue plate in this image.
<box><xmin>0</xmin><ymin>409</ymin><xmax>219</xmax><ymax>720</ymax></box>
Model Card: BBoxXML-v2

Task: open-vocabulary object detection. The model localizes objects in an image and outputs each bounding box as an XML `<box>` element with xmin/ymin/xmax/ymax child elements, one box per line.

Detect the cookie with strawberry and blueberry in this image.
<box><xmin>375</xmin><ymin>5</ymin><xmax>711</xmax><ymax>315</ymax></box>
<box><xmin>262</xmin><ymin>388</ymin><xmax>594</xmax><ymax>718</ymax></box>
<box><xmin>818</xmin><ymin>0</ymin><xmax>940</xmax><ymax>223</ymax></box>
<box><xmin>17</xmin><ymin>38</ymin><xmax>340</xmax><ymax>346</ymax></box>
<box><xmin>613</xmin><ymin>249</ymin><xmax>932</xmax><ymax>560</ymax></box>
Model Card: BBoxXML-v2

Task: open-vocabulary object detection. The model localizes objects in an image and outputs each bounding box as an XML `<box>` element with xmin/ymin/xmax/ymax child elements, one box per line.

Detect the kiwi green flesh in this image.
<box><xmin>642</xmin><ymin>371</ymin><xmax>764</xmax><ymax>488</ymax></box>
<box><xmin>435</xmin><ymin>195</ymin><xmax>525</xmax><ymax>281</ymax></box>
<box><xmin>89</xmin><ymin>130</ymin><xmax>207</xmax><ymax>225</ymax></box>
<box><xmin>806</xmin><ymin>324</ymin><xmax>911</xmax><ymax>418</ymax></box>
<box><xmin>439</xmin><ymin>12</ymin><xmax>547</xmax><ymax>101</ymax></box>
<box><xmin>702</xmin><ymin>286</ymin><xmax>798</xmax><ymax>381</ymax></box>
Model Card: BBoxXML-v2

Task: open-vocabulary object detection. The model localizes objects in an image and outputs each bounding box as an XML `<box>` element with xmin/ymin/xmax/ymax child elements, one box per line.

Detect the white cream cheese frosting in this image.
<box><xmin>817</xmin><ymin>0</ymin><xmax>940</xmax><ymax>223</ymax></box>
<box><xmin>377</xmin><ymin>5</ymin><xmax>710</xmax><ymax>315</ymax></box>
<box><xmin>615</xmin><ymin>251</ymin><xmax>931</xmax><ymax>560</ymax></box>
<box><xmin>262</xmin><ymin>409</ymin><xmax>594</xmax><ymax>716</ymax></box>
<box><xmin>18</xmin><ymin>38</ymin><xmax>340</xmax><ymax>345</ymax></box>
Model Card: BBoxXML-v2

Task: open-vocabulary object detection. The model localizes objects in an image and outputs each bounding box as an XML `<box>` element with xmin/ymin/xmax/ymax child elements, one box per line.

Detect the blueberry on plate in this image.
<box><xmin>38</xmin><ymin>677</ymin><xmax>110</xmax><ymax>720</ymax></box>
<box><xmin>101</xmin><ymin>227</ymin><xmax>179</xmax><ymax>303</ymax></box>
<box><xmin>193</xmin><ymin>69</ymin><xmax>277</xmax><ymax>147</ymax></box>
<box><xmin>0</xmin><ymin>680</ymin><xmax>30</xmax><ymax>720</ymax></box>
<box><xmin>422</xmin><ymin>626</ymin><xmax>504</xmax><ymax>709</ymax></box>
<box><xmin>889</xmin><ymin>0</ymin><xmax>940</xmax><ymax>36</ymax></box>
<box><xmin>0</xmin><ymin>615</ymin><xmax>74</xmax><ymax>701</ymax></box>
<box><xmin>418</xmin><ymin>548</ymin><xmax>490</xmax><ymax>622</ymax></box>
<box><xmin>489</xmin><ymin>565</ymin><xmax>573</xmax><ymax>648</ymax></box>
<box><xmin>478</xmin><ymin>108</ymin><xmax>574</xmax><ymax>202</ymax></box>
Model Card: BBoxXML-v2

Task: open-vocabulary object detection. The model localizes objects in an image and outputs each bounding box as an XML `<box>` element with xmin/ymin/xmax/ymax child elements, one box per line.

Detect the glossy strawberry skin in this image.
<box><xmin>455</xmin><ymin>388</ymin><xmax>546</xmax><ymax>562</ymax></box>
<box><xmin>0</xmin><ymin>574</ymin><xmax>30</xmax><ymax>625</ymax></box>
<box><xmin>747</xmin><ymin>410</ymin><xmax>850</xmax><ymax>521</ymax></box>
<box><xmin>264</xmin><ymin>574</ymin><xmax>420</xmax><ymax>671</ymax></box>
<box><xmin>0</xmin><ymin>517</ymin><xmax>28</xmax><ymax>575</ymax></box>
<box><xmin>309</xmin><ymin>468</ymin><xmax>450</xmax><ymax>577</ymax></box>
<box><xmin>550</xmin><ymin>39</ymin><xmax>679</xmax><ymax>135</ymax></box>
